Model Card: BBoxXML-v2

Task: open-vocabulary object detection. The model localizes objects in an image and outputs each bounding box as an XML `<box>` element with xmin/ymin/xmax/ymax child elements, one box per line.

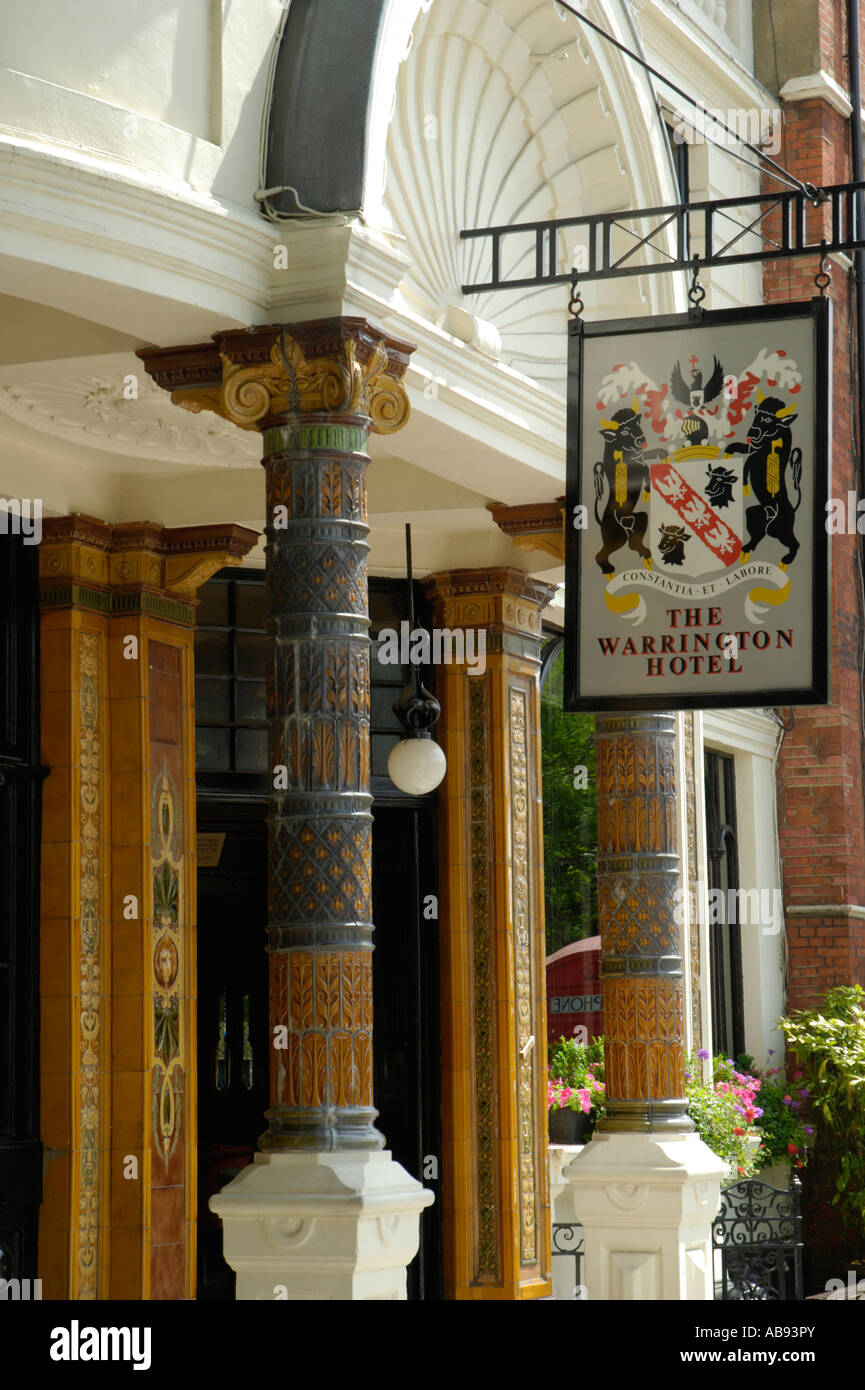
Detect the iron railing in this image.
<box><xmin>551</xmin><ymin>1222</ymin><xmax>585</xmax><ymax>1296</ymax></box>
<box><xmin>712</xmin><ymin>1177</ymin><xmax>804</xmax><ymax>1301</ymax></box>
<box><xmin>550</xmin><ymin>1176</ymin><xmax>804</xmax><ymax>1300</ymax></box>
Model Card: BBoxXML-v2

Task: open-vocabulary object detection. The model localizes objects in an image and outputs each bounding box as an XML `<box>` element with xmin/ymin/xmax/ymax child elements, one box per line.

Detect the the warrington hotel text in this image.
<box><xmin>598</xmin><ymin>606</ymin><xmax>793</xmax><ymax>677</ymax></box>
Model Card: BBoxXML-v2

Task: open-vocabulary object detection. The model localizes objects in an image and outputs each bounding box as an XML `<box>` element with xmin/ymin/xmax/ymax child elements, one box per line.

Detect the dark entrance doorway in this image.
<box><xmin>371</xmin><ymin>801</ymin><xmax>441</xmax><ymax>1300</ymax></box>
<box><xmin>195</xmin><ymin>805</ymin><xmax>268</xmax><ymax>1300</ymax></box>
<box><xmin>193</xmin><ymin>571</ymin><xmax>442</xmax><ymax>1299</ymax></box>
<box><xmin>705</xmin><ymin>749</ymin><xmax>745</xmax><ymax>1060</ymax></box>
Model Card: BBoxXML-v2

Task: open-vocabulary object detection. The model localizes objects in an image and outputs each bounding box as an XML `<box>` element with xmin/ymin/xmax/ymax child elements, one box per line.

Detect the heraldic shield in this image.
<box><xmin>649</xmin><ymin>444</ymin><xmax>744</xmax><ymax>579</ymax></box>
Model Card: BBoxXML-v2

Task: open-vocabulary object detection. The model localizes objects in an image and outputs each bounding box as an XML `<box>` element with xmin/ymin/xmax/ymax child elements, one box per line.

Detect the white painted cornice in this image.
<box><xmin>779</xmin><ymin>72</ymin><xmax>854</xmax><ymax>121</ymax></box>
<box><xmin>0</xmin><ymin>138</ymin><xmax>273</xmax><ymax>338</ymax></box>
<box><xmin>0</xmin><ymin>141</ymin><xmax>566</xmax><ymax>496</ymax></box>
<box><xmin>702</xmin><ymin>707</ymin><xmax>781</xmax><ymax>759</ymax></box>
<box><xmin>640</xmin><ymin>0</ymin><xmax>776</xmax><ymax>113</ymax></box>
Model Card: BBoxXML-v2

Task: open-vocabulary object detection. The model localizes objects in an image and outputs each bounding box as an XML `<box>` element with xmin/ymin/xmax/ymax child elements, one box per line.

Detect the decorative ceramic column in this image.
<box><xmin>37</xmin><ymin>516</ymin><xmax>257</xmax><ymax>1300</ymax></box>
<box><xmin>423</xmin><ymin>568</ymin><xmax>554</xmax><ymax>1300</ymax></box>
<box><xmin>563</xmin><ymin>712</ymin><xmax>726</xmax><ymax>1300</ymax></box>
<box><xmin>141</xmin><ymin>319</ymin><xmax>433</xmax><ymax>1299</ymax></box>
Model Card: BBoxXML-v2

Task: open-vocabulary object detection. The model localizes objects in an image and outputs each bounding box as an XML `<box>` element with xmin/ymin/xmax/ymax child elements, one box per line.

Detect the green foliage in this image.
<box><xmin>752</xmin><ymin>1071</ymin><xmax>809</xmax><ymax>1167</ymax></box>
<box><xmin>779</xmin><ymin>985</ymin><xmax>865</xmax><ymax>1234</ymax></box>
<box><xmin>548</xmin><ymin>1038</ymin><xmax>765</xmax><ymax>1178</ymax></box>
<box><xmin>548</xmin><ymin>1035</ymin><xmax>606</xmax><ymax>1118</ymax></box>
<box><xmin>541</xmin><ymin>649</ymin><xmax>597</xmax><ymax>953</ymax></box>
<box><xmin>550</xmin><ymin>1034</ymin><xmax>605</xmax><ymax>1086</ymax></box>
<box><xmin>686</xmin><ymin>1055</ymin><xmax>764</xmax><ymax>1182</ymax></box>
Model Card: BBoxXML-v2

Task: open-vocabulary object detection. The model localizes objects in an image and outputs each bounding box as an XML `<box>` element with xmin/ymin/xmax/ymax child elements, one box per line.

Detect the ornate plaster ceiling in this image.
<box><xmin>0</xmin><ymin>354</ymin><xmax>261</xmax><ymax>468</ymax></box>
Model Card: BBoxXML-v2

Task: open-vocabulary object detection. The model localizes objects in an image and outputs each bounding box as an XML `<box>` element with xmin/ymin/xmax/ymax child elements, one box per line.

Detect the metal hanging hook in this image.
<box><xmin>568</xmin><ymin>274</ymin><xmax>584</xmax><ymax>319</ymax></box>
<box><xmin>688</xmin><ymin>254</ymin><xmax>706</xmax><ymax>306</ymax></box>
<box><xmin>815</xmin><ymin>242</ymin><xmax>831</xmax><ymax>294</ymax></box>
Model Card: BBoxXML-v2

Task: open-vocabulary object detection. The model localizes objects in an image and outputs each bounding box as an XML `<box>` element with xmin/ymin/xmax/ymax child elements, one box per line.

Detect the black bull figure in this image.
<box><xmin>726</xmin><ymin>394</ymin><xmax>802</xmax><ymax>564</ymax></box>
<box><xmin>593</xmin><ymin>404</ymin><xmax>666</xmax><ymax>575</ymax></box>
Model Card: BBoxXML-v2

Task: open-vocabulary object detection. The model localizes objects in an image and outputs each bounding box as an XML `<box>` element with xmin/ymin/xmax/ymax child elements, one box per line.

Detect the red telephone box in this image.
<box><xmin>546</xmin><ymin>936</ymin><xmax>603</xmax><ymax>1052</ymax></box>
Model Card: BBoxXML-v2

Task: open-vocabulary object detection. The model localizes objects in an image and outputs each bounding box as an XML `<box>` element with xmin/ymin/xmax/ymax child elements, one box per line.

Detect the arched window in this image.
<box><xmin>540</xmin><ymin>637</ymin><xmax>597</xmax><ymax>953</ymax></box>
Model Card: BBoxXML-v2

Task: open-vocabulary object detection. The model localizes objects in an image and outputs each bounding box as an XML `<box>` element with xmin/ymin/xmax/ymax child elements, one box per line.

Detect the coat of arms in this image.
<box><xmin>590</xmin><ymin>346</ymin><xmax>803</xmax><ymax>621</ymax></box>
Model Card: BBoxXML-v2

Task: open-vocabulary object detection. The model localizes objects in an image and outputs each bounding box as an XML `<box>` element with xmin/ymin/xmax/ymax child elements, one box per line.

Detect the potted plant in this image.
<box><xmin>733</xmin><ymin>1050</ymin><xmax>810</xmax><ymax>1187</ymax></box>
<box><xmin>684</xmin><ymin>1051</ymin><xmax>765</xmax><ymax>1182</ymax></box>
<box><xmin>547</xmin><ymin>1036</ymin><xmax>606</xmax><ymax>1144</ymax></box>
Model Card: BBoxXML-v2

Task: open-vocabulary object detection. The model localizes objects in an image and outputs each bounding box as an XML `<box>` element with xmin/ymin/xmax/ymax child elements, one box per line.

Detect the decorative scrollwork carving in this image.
<box><xmin>366</xmin><ymin>369</ymin><xmax>410</xmax><ymax>433</ymax></box>
<box><xmin>218</xmin><ymin>334</ymin><xmax>409</xmax><ymax>432</ymax></box>
<box><xmin>220</xmin><ymin>358</ymin><xmax>275</xmax><ymax>426</ymax></box>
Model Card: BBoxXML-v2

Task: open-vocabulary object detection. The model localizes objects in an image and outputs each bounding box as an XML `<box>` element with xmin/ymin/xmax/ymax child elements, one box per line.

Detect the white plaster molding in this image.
<box><xmin>362</xmin><ymin>0</ymin><xmax>430</xmax><ymax>224</ymax></box>
<box><xmin>702</xmin><ymin>707</ymin><xmax>781</xmax><ymax>759</ymax></box>
<box><xmin>642</xmin><ymin>1</ymin><xmax>774</xmax><ymax>112</ymax></box>
<box><xmin>0</xmin><ymin>356</ymin><xmax>260</xmax><ymax>467</ymax></box>
<box><xmin>0</xmin><ymin>69</ymin><xmax>222</xmax><ymax>191</ymax></box>
<box><xmin>0</xmin><ymin>146</ymin><xmax>569</xmax><ymax>503</ymax></box>
<box><xmin>779</xmin><ymin>72</ymin><xmax>853</xmax><ymax>120</ymax></box>
<box><xmin>0</xmin><ymin>138</ymin><xmax>274</xmax><ymax>338</ymax></box>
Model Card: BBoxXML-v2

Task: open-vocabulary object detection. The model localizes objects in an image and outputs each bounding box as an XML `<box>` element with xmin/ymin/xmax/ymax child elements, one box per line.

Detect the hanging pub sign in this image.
<box><xmin>564</xmin><ymin>298</ymin><xmax>831</xmax><ymax>712</ymax></box>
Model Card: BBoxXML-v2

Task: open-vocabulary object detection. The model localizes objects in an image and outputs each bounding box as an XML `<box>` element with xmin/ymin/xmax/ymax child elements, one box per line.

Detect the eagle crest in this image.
<box><xmin>670</xmin><ymin>356</ymin><xmax>724</xmax><ymax>410</ymax></box>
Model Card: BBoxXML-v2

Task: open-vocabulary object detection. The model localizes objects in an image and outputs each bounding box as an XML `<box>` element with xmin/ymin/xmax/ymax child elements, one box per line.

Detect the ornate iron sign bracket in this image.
<box><xmin>461</xmin><ymin>180</ymin><xmax>865</xmax><ymax>294</ymax></box>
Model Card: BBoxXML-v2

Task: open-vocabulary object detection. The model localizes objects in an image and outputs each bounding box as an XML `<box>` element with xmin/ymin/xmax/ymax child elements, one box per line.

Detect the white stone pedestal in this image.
<box><xmin>210</xmin><ymin>1150</ymin><xmax>435</xmax><ymax>1300</ymax></box>
<box><xmin>563</xmin><ymin>1131</ymin><xmax>728</xmax><ymax>1300</ymax></box>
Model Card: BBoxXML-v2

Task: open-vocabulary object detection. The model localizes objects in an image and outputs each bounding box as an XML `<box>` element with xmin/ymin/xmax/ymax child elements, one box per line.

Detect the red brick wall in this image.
<box><xmin>767</xmin><ymin>0</ymin><xmax>865</xmax><ymax>1284</ymax></box>
<box><xmin>767</xmin><ymin>26</ymin><xmax>865</xmax><ymax>1014</ymax></box>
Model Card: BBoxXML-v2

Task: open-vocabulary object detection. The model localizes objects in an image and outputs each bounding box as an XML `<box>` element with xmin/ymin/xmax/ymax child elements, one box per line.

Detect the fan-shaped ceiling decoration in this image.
<box><xmin>383</xmin><ymin>0</ymin><xmax>673</xmax><ymax>394</ymax></box>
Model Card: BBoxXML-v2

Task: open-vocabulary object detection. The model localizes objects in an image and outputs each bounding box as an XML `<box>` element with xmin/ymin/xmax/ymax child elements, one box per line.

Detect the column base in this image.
<box><xmin>563</xmin><ymin>1131</ymin><xmax>728</xmax><ymax>1300</ymax></box>
<box><xmin>209</xmin><ymin>1150</ymin><xmax>435</xmax><ymax>1300</ymax></box>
